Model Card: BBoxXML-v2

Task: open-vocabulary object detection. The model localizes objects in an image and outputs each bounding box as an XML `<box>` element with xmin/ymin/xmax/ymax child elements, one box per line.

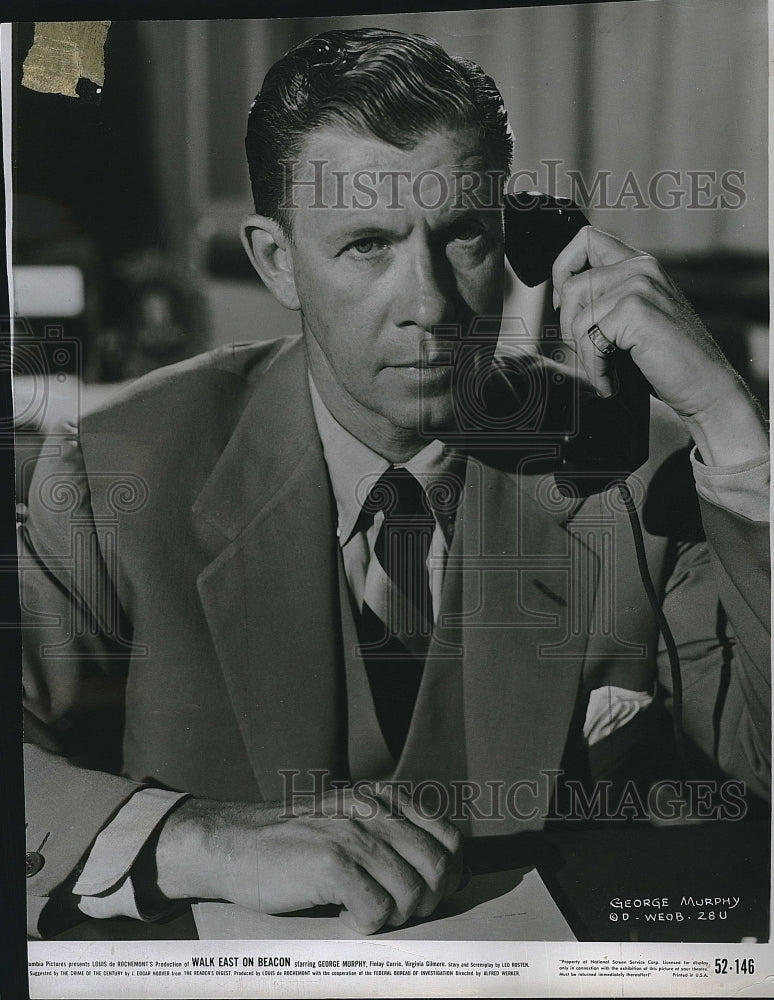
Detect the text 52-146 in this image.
<box><xmin>714</xmin><ymin>959</ymin><xmax>755</xmax><ymax>975</ymax></box>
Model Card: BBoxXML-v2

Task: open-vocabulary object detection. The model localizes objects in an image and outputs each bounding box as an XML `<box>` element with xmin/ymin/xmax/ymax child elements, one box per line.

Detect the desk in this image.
<box><xmin>53</xmin><ymin>818</ymin><xmax>769</xmax><ymax>943</ymax></box>
<box><xmin>544</xmin><ymin>819</ymin><xmax>770</xmax><ymax>943</ymax></box>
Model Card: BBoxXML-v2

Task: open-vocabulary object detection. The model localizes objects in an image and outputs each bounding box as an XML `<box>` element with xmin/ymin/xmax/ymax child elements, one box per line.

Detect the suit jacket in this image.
<box><xmin>20</xmin><ymin>335</ymin><xmax>770</xmax><ymax>933</ymax></box>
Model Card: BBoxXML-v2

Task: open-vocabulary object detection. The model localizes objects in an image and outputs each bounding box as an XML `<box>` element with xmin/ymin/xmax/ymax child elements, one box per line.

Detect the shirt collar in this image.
<box><xmin>308</xmin><ymin>374</ymin><xmax>463</xmax><ymax>545</ymax></box>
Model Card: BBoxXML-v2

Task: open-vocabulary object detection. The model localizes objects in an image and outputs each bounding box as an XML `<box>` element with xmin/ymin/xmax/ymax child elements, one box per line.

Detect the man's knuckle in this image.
<box><xmin>369</xmin><ymin>894</ymin><xmax>394</xmax><ymax>926</ymax></box>
<box><xmin>552</xmin><ymin>260</ymin><xmax>570</xmax><ymax>292</ymax></box>
<box><xmin>405</xmin><ymin>875</ymin><xmax>425</xmax><ymax>903</ymax></box>
<box><xmin>353</xmin><ymin>911</ymin><xmax>387</xmax><ymax>936</ymax></box>
<box><xmin>570</xmin><ymin>313</ymin><xmax>588</xmax><ymax>339</ymax></box>
<box><xmin>425</xmin><ymin>858</ymin><xmax>447</xmax><ymax>892</ymax></box>
<box><xmin>563</xmin><ymin>272</ymin><xmax>583</xmax><ymax>299</ymax></box>
<box><xmin>630</xmin><ymin>272</ymin><xmax>655</xmax><ymax>295</ymax></box>
<box><xmin>415</xmin><ymin>886</ymin><xmax>444</xmax><ymax>917</ymax></box>
<box><xmin>446</xmin><ymin>824</ymin><xmax>463</xmax><ymax>854</ymax></box>
<box><xmin>620</xmin><ymin>291</ymin><xmax>649</xmax><ymax>317</ymax></box>
<box><xmin>349</xmin><ymin>817</ymin><xmax>383</xmax><ymax>853</ymax></box>
<box><xmin>320</xmin><ymin>839</ymin><xmax>354</xmax><ymax>876</ymax></box>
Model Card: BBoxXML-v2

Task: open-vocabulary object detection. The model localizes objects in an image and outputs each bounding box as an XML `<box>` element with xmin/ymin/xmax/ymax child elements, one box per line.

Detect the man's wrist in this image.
<box><xmin>151</xmin><ymin>797</ymin><xmax>290</xmax><ymax>906</ymax></box>
<box><xmin>682</xmin><ymin>385</ymin><xmax>768</xmax><ymax>468</ymax></box>
<box><xmin>152</xmin><ymin>798</ymin><xmax>222</xmax><ymax>903</ymax></box>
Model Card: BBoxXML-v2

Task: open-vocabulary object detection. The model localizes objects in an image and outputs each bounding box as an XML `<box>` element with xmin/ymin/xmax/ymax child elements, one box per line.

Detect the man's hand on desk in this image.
<box><xmin>151</xmin><ymin>787</ymin><xmax>464</xmax><ymax>935</ymax></box>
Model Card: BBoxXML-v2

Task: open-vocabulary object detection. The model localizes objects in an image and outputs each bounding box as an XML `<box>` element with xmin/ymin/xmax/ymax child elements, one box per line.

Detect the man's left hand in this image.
<box><xmin>551</xmin><ymin>226</ymin><xmax>768</xmax><ymax>466</ymax></box>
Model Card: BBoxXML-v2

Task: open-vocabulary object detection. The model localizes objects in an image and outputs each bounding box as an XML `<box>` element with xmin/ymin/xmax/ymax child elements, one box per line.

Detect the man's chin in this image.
<box><xmin>382</xmin><ymin>393</ymin><xmax>457</xmax><ymax>441</ymax></box>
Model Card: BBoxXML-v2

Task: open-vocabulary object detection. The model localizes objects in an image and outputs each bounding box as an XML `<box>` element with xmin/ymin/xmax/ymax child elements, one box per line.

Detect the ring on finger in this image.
<box><xmin>587</xmin><ymin>323</ymin><xmax>617</xmax><ymax>357</ymax></box>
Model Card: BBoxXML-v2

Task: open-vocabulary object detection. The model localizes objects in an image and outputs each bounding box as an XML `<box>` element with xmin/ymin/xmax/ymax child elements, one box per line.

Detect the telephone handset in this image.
<box><xmin>479</xmin><ymin>191</ymin><xmax>651</xmax><ymax>499</ymax></box>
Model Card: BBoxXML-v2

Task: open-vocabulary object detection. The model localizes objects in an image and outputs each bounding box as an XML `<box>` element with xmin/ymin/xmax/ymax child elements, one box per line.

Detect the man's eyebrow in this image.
<box><xmin>321</xmin><ymin>216</ymin><xmax>407</xmax><ymax>245</ymax></box>
<box><xmin>317</xmin><ymin>205</ymin><xmax>500</xmax><ymax>248</ymax></box>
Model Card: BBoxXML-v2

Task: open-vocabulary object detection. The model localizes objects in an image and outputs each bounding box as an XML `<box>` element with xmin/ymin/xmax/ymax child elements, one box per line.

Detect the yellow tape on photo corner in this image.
<box><xmin>21</xmin><ymin>21</ymin><xmax>111</xmax><ymax>99</ymax></box>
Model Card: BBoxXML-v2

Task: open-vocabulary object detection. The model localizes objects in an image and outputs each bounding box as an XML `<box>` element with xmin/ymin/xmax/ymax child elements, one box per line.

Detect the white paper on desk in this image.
<box><xmin>192</xmin><ymin>866</ymin><xmax>576</xmax><ymax>941</ymax></box>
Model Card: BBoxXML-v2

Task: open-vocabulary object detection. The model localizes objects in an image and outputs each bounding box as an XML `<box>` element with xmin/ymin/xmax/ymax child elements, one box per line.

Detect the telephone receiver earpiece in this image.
<box><xmin>503</xmin><ymin>191</ymin><xmax>589</xmax><ymax>288</ymax></box>
<box><xmin>494</xmin><ymin>192</ymin><xmax>650</xmax><ymax>498</ymax></box>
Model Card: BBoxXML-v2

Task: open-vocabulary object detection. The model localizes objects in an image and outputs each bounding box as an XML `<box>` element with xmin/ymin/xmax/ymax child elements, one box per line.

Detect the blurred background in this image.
<box><xmin>10</xmin><ymin>1</ymin><xmax>769</xmax><ymax>431</ymax></box>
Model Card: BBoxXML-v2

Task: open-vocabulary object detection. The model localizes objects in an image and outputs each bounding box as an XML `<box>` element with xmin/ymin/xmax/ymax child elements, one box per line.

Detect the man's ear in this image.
<box><xmin>240</xmin><ymin>215</ymin><xmax>300</xmax><ymax>311</ymax></box>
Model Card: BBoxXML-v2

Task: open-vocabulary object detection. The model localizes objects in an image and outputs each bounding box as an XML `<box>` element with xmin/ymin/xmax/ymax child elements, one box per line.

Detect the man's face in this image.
<box><xmin>285</xmin><ymin>125</ymin><xmax>505</xmax><ymax>458</ymax></box>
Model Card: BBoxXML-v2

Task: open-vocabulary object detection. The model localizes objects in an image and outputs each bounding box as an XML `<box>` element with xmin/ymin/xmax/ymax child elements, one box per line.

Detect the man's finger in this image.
<box><xmin>583</xmin><ymin>323</ymin><xmax>620</xmax><ymax>399</ymax></box>
<box><xmin>564</xmin><ymin>286</ymin><xmax>624</xmax><ymax>398</ymax></box>
<box><xmin>399</xmin><ymin>798</ymin><xmax>464</xmax><ymax>898</ymax></box>
<box><xmin>385</xmin><ymin>787</ymin><xmax>463</xmax><ymax>861</ymax></box>
<box><xmin>558</xmin><ymin>258</ymin><xmax>669</xmax><ymax>324</ymax></box>
<box><xmin>334</xmin><ymin>864</ymin><xmax>396</xmax><ymax>935</ymax></box>
<box><xmin>373</xmin><ymin>785</ymin><xmax>464</xmax><ymax>900</ymax></box>
<box><xmin>353</xmin><ymin>838</ymin><xmax>429</xmax><ymax>927</ymax></box>
<box><xmin>377</xmin><ymin>813</ymin><xmax>453</xmax><ymax>888</ymax></box>
<box><xmin>353</xmin><ymin>818</ymin><xmax>461</xmax><ymax>924</ymax></box>
<box><xmin>552</xmin><ymin>225</ymin><xmax>642</xmax><ymax>298</ymax></box>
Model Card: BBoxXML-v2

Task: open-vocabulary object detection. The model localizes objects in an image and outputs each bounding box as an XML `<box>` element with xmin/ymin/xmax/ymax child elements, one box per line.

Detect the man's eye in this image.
<box><xmin>346</xmin><ymin>238</ymin><xmax>387</xmax><ymax>256</ymax></box>
<box><xmin>450</xmin><ymin>220</ymin><xmax>485</xmax><ymax>242</ymax></box>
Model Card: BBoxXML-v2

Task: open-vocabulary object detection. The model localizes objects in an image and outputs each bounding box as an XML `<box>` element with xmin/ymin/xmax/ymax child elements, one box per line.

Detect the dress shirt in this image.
<box><xmin>73</xmin><ymin>375</ymin><xmax>770</xmax><ymax>921</ymax></box>
<box><xmin>308</xmin><ymin>375</ymin><xmax>464</xmax><ymax>622</ymax></box>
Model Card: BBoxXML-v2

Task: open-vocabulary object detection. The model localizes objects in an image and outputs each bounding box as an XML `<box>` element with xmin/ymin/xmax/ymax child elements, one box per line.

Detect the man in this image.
<box><xmin>21</xmin><ymin>28</ymin><xmax>769</xmax><ymax>939</ymax></box>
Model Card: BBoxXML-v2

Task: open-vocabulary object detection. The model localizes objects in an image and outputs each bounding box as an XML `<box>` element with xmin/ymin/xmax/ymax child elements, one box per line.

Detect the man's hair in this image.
<box><xmin>245</xmin><ymin>27</ymin><xmax>513</xmax><ymax>235</ymax></box>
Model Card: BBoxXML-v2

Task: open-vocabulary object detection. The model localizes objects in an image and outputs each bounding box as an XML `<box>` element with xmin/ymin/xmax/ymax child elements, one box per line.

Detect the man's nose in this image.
<box><xmin>396</xmin><ymin>241</ymin><xmax>456</xmax><ymax>332</ymax></box>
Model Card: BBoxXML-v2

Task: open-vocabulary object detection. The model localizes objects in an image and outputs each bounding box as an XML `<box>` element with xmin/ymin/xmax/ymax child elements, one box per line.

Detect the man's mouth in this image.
<box><xmin>388</xmin><ymin>363</ymin><xmax>454</xmax><ymax>384</ymax></box>
<box><xmin>391</xmin><ymin>351</ymin><xmax>456</xmax><ymax>369</ymax></box>
<box><xmin>392</xmin><ymin>361</ymin><xmax>452</xmax><ymax>368</ymax></box>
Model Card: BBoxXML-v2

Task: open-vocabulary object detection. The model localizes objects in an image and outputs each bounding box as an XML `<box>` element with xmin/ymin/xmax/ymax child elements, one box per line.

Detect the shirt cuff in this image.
<box><xmin>690</xmin><ymin>446</ymin><xmax>770</xmax><ymax>522</ymax></box>
<box><xmin>74</xmin><ymin>787</ymin><xmax>189</xmax><ymax>920</ymax></box>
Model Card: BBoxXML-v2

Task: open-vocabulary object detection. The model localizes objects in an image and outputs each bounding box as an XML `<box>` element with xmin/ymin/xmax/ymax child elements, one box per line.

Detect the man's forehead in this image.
<box><xmin>296</xmin><ymin>124</ymin><xmax>489</xmax><ymax>170</ymax></box>
<box><xmin>284</xmin><ymin>124</ymin><xmax>503</xmax><ymax>216</ymax></box>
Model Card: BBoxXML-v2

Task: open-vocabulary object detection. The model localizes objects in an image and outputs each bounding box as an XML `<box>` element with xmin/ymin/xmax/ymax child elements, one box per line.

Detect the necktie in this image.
<box><xmin>357</xmin><ymin>466</ymin><xmax>436</xmax><ymax>759</ymax></box>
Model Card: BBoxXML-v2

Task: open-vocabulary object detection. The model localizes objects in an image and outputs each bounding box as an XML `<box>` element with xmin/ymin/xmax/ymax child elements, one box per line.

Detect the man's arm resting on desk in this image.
<box><xmin>36</xmin><ymin>782</ymin><xmax>465</xmax><ymax>937</ymax></box>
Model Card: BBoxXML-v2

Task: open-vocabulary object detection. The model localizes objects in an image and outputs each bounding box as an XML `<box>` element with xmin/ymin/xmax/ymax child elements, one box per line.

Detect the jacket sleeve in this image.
<box><xmin>19</xmin><ymin>426</ymin><xmax>145</xmax><ymax>937</ymax></box>
<box><xmin>657</xmin><ymin>491</ymin><xmax>770</xmax><ymax>801</ymax></box>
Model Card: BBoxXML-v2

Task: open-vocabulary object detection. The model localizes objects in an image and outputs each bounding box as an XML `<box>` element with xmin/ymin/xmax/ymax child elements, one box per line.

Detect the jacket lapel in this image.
<box><xmin>392</xmin><ymin>491</ymin><xmax>467</xmax><ymax>791</ymax></box>
<box><xmin>193</xmin><ymin>339</ymin><xmax>348</xmax><ymax>801</ymax></box>
<box><xmin>338</xmin><ymin>563</ymin><xmax>395</xmax><ymax>782</ymax></box>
